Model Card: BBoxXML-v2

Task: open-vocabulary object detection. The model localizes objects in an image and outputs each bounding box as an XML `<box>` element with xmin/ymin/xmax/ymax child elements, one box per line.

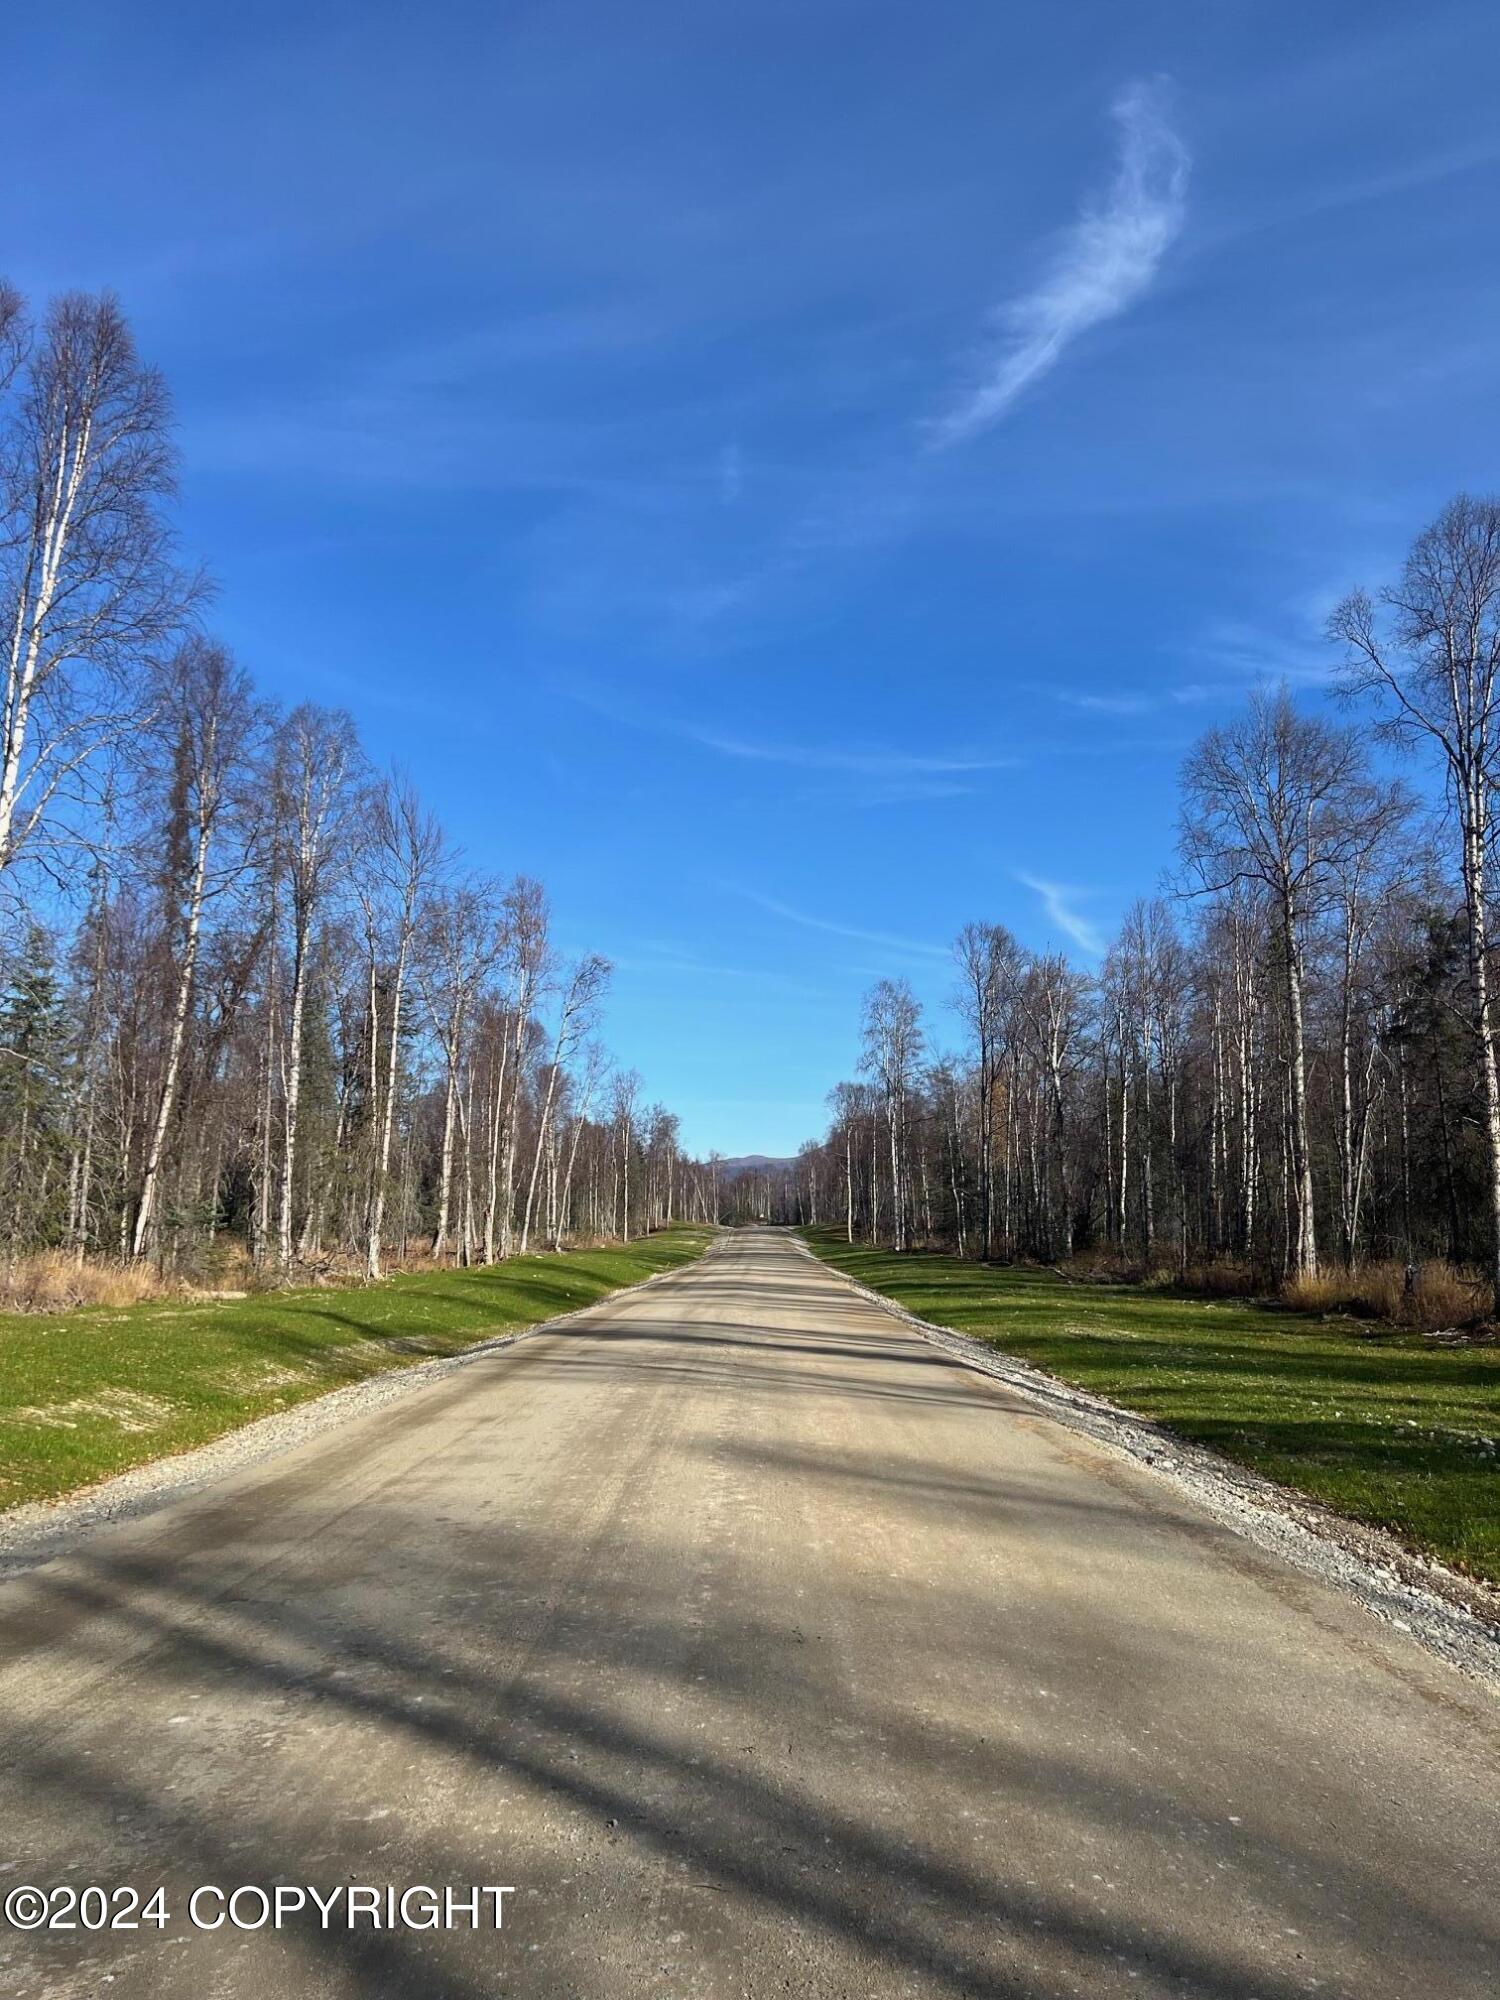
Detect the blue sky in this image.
<box><xmin>8</xmin><ymin>1</ymin><xmax>1499</xmax><ymax>1155</ymax></box>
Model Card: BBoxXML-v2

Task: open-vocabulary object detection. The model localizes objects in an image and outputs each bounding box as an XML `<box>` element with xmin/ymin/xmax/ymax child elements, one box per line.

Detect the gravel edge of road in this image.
<box><xmin>0</xmin><ymin>1264</ymin><xmax>690</xmax><ymax>1583</ymax></box>
<box><xmin>793</xmin><ymin>1236</ymin><xmax>1500</xmax><ymax>1693</ymax></box>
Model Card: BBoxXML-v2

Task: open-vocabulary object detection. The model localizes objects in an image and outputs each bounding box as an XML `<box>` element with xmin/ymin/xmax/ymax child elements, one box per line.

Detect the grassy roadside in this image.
<box><xmin>801</xmin><ymin>1228</ymin><xmax>1500</xmax><ymax>1586</ymax></box>
<box><xmin>0</xmin><ymin>1228</ymin><xmax>713</xmax><ymax>1514</ymax></box>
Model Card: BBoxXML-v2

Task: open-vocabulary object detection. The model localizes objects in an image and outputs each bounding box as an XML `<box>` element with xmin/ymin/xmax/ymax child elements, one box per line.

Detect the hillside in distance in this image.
<box><xmin>716</xmin><ymin>1155</ymin><xmax>797</xmax><ymax>1181</ymax></box>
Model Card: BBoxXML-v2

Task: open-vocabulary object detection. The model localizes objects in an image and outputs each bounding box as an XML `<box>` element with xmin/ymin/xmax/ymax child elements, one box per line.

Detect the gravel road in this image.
<box><xmin>0</xmin><ymin>1227</ymin><xmax>1495</xmax><ymax>1998</ymax></box>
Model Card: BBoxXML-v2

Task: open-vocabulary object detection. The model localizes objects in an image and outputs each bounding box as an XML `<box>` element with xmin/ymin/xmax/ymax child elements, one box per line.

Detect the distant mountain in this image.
<box><xmin>715</xmin><ymin>1154</ymin><xmax>796</xmax><ymax>1181</ymax></box>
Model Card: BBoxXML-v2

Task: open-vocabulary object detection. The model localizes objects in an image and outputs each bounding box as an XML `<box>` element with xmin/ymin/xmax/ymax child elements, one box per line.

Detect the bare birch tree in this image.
<box><xmin>860</xmin><ymin>978</ymin><xmax>924</xmax><ymax>1252</ymax></box>
<box><xmin>1332</xmin><ymin>495</ymin><xmax>1500</xmax><ymax>1310</ymax></box>
<box><xmin>356</xmin><ymin>773</ymin><xmax>442</xmax><ymax>1279</ymax></box>
<box><xmin>555</xmin><ymin>1038</ymin><xmax>610</xmax><ymax>1248</ymax></box>
<box><xmin>131</xmin><ymin>641</ymin><xmax>257</xmax><ymax>1258</ymax></box>
<box><xmin>417</xmin><ymin>876</ymin><xmax>502</xmax><ymax>1259</ymax></box>
<box><xmin>954</xmin><ymin>921</ymin><xmax>1022</xmax><ymax>1260</ymax></box>
<box><xmin>1179</xmin><ymin>688</ymin><xmax>1383</xmax><ymax>1279</ymax></box>
<box><xmin>519</xmin><ymin>951</ymin><xmax>610</xmax><ymax>1253</ymax></box>
<box><xmin>1017</xmin><ymin>952</ymin><xmax>1087</xmax><ymax>1258</ymax></box>
<box><xmin>271</xmin><ymin>704</ymin><xmax>360</xmax><ymax>1269</ymax></box>
<box><xmin>610</xmin><ymin>1068</ymin><xmax>642</xmax><ymax>1242</ymax></box>
<box><xmin>476</xmin><ymin>878</ymin><xmax>545</xmax><ymax>1261</ymax></box>
<box><xmin>1</xmin><ymin>290</ymin><xmax>186</xmax><ymax>878</ymax></box>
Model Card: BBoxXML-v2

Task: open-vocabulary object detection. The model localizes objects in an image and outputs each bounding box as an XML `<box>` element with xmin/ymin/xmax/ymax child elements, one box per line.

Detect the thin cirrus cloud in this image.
<box><xmin>932</xmin><ymin>77</ymin><xmax>1190</xmax><ymax>446</ymax></box>
<box><xmin>1015</xmin><ymin>871</ymin><xmax>1107</xmax><ymax>956</ymax></box>
<box><xmin>1041</xmin><ymin>683</ymin><xmax>1213</xmax><ymax>717</ymax></box>
<box><xmin>738</xmin><ymin>890</ymin><xmax>951</xmax><ymax>963</ymax></box>
<box><xmin>566</xmin><ymin>685</ymin><xmax>1017</xmax><ymax>779</ymax></box>
<box><xmin>683</xmin><ymin>723</ymin><xmax>1017</xmax><ymax>777</ymax></box>
<box><xmin>718</xmin><ymin>441</ymin><xmax>744</xmax><ymax>506</ymax></box>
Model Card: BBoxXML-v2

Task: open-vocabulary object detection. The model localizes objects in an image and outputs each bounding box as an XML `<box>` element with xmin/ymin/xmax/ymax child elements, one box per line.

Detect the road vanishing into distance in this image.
<box><xmin>0</xmin><ymin>1229</ymin><xmax>1496</xmax><ymax>1999</ymax></box>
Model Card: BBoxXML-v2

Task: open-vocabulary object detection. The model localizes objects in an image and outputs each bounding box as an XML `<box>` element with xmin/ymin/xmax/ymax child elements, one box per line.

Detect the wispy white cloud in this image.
<box><xmin>718</xmin><ymin>441</ymin><xmax>744</xmax><ymax>505</ymax></box>
<box><xmin>933</xmin><ymin>78</ymin><xmax>1189</xmax><ymax>446</ymax></box>
<box><xmin>830</xmin><ymin>779</ymin><xmax>979</xmax><ymax>807</ymax></box>
<box><xmin>1047</xmin><ymin>689</ymin><xmax>1157</xmax><ymax>717</ymax></box>
<box><xmin>1196</xmin><ymin>132</ymin><xmax>1500</xmax><ymax>260</ymax></box>
<box><xmin>1181</xmin><ymin>617</ymin><xmax>1336</xmax><ymax>690</ymax></box>
<box><xmin>566</xmin><ymin>683</ymin><xmax>1017</xmax><ymax>778</ymax></box>
<box><xmin>684</xmin><ymin>723</ymin><xmax>1016</xmax><ymax>777</ymax></box>
<box><xmin>1038</xmin><ymin>682</ymin><xmax>1217</xmax><ymax>717</ymax></box>
<box><xmin>600</xmin><ymin>941</ymin><xmax>834</xmax><ymax>1000</ymax></box>
<box><xmin>1029</xmin><ymin>603</ymin><xmax>1342</xmax><ymax>718</ymax></box>
<box><xmin>739</xmin><ymin>890</ymin><xmax>950</xmax><ymax>962</ymax></box>
<box><xmin>1015</xmin><ymin>871</ymin><xmax>1106</xmax><ymax>956</ymax></box>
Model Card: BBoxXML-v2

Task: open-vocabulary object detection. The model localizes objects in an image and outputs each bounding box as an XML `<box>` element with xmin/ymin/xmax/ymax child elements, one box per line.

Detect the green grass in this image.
<box><xmin>803</xmin><ymin>1228</ymin><xmax>1500</xmax><ymax>1586</ymax></box>
<box><xmin>0</xmin><ymin>1229</ymin><xmax>713</xmax><ymax>1514</ymax></box>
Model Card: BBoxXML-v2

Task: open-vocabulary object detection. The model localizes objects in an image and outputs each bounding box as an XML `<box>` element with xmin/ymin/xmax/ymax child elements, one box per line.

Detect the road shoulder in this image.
<box><xmin>0</xmin><ymin>1255</ymin><xmax>702</xmax><ymax>1583</ymax></box>
<box><xmin>795</xmin><ymin>1231</ymin><xmax>1500</xmax><ymax>1691</ymax></box>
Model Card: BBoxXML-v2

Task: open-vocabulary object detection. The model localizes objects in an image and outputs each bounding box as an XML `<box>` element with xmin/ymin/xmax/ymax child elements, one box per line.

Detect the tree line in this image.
<box><xmin>773</xmin><ymin>497</ymin><xmax>1500</xmax><ymax>1320</ymax></box>
<box><xmin>0</xmin><ymin>281</ymin><xmax>716</xmax><ymax>1285</ymax></box>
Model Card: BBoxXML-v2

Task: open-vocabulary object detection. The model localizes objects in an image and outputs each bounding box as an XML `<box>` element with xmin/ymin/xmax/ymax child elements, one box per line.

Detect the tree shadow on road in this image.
<box><xmin>3</xmin><ymin>1494</ymin><xmax>1496</xmax><ymax>2000</ymax></box>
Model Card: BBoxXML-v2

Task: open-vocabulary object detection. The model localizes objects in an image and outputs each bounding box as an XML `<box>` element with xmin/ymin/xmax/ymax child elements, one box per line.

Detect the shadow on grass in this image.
<box><xmin>804</xmin><ymin>1232</ymin><xmax>1500</xmax><ymax>1583</ymax></box>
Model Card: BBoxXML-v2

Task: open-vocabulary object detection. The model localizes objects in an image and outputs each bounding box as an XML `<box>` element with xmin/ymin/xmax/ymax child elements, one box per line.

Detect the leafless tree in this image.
<box><xmin>774</xmin><ymin>667</ymin><xmax>1456</xmax><ymax>1297</ymax></box>
<box><xmin>954</xmin><ymin>921</ymin><xmax>1022</xmax><ymax>1259</ymax></box>
<box><xmin>860</xmin><ymin>977</ymin><xmax>925</xmax><ymax>1252</ymax></box>
<box><xmin>131</xmin><ymin>641</ymin><xmax>259</xmax><ymax>1257</ymax></box>
<box><xmin>520</xmin><ymin>951</ymin><xmax>610</xmax><ymax>1253</ymax></box>
<box><xmin>483</xmin><ymin>877</ymin><xmax>548</xmax><ymax>1261</ymax></box>
<box><xmin>269</xmin><ymin>704</ymin><xmax>361</xmax><ymax>1269</ymax></box>
<box><xmin>0</xmin><ymin>290</ymin><xmax>188</xmax><ymax>879</ymax></box>
<box><xmin>417</xmin><ymin>875</ymin><xmax>503</xmax><ymax>1259</ymax></box>
<box><xmin>1332</xmin><ymin>494</ymin><xmax>1500</xmax><ymax>1309</ymax></box>
<box><xmin>555</xmin><ymin>1038</ymin><xmax>611</xmax><ymax>1248</ymax></box>
<box><xmin>1179</xmin><ymin>687</ymin><xmax>1386</xmax><ymax>1279</ymax></box>
<box><xmin>1016</xmin><ymin>951</ymin><xmax>1088</xmax><ymax>1259</ymax></box>
<box><xmin>355</xmin><ymin>773</ymin><xmax>443</xmax><ymax>1279</ymax></box>
<box><xmin>610</xmin><ymin>1067</ymin><xmax>642</xmax><ymax>1242</ymax></box>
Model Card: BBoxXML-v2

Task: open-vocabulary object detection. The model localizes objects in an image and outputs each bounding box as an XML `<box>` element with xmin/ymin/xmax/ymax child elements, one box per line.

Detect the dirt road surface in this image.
<box><xmin>0</xmin><ymin>1229</ymin><xmax>1495</xmax><ymax>1998</ymax></box>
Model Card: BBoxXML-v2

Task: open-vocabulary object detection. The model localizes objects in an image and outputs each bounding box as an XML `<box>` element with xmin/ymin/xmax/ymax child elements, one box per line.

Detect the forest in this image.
<box><xmin>0</xmin><ymin>282</ymin><xmax>718</xmax><ymax>1306</ymax></box>
<box><xmin>769</xmin><ymin>496</ymin><xmax>1500</xmax><ymax>1331</ymax></box>
<box><xmin>7</xmin><ymin>270</ymin><xmax>1500</xmax><ymax>1340</ymax></box>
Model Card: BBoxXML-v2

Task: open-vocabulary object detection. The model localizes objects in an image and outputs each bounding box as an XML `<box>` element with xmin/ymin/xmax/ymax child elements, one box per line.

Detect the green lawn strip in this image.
<box><xmin>0</xmin><ymin>1228</ymin><xmax>714</xmax><ymax>1513</ymax></box>
<box><xmin>801</xmin><ymin>1228</ymin><xmax>1500</xmax><ymax>1586</ymax></box>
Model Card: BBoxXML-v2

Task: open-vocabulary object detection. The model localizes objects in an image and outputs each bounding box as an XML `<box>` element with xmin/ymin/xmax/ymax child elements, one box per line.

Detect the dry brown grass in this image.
<box><xmin>1407</xmin><ymin>1261</ymin><xmax>1491</xmax><ymax>1329</ymax></box>
<box><xmin>1058</xmin><ymin>1249</ymin><xmax>1134</xmax><ymax>1282</ymax></box>
<box><xmin>0</xmin><ymin>1239</ymin><xmax>279</xmax><ymax>1313</ymax></box>
<box><xmin>1283</xmin><ymin>1264</ymin><xmax>1396</xmax><ymax>1320</ymax></box>
<box><xmin>0</xmin><ymin>1250</ymin><xmax>187</xmax><ymax>1314</ymax></box>
<box><xmin>1282</xmin><ymin>1258</ymin><xmax>1485</xmax><ymax>1331</ymax></box>
<box><xmin>1178</xmin><ymin>1257</ymin><xmax>1259</xmax><ymax>1298</ymax></box>
<box><xmin>1060</xmin><ymin>1249</ymin><xmax>1259</xmax><ymax>1294</ymax></box>
<box><xmin>1057</xmin><ymin>1245</ymin><xmax>1487</xmax><ymax>1332</ymax></box>
<box><xmin>0</xmin><ymin>1233</ymin><xmax>625</xmax><ymax>1315</ymax></box>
